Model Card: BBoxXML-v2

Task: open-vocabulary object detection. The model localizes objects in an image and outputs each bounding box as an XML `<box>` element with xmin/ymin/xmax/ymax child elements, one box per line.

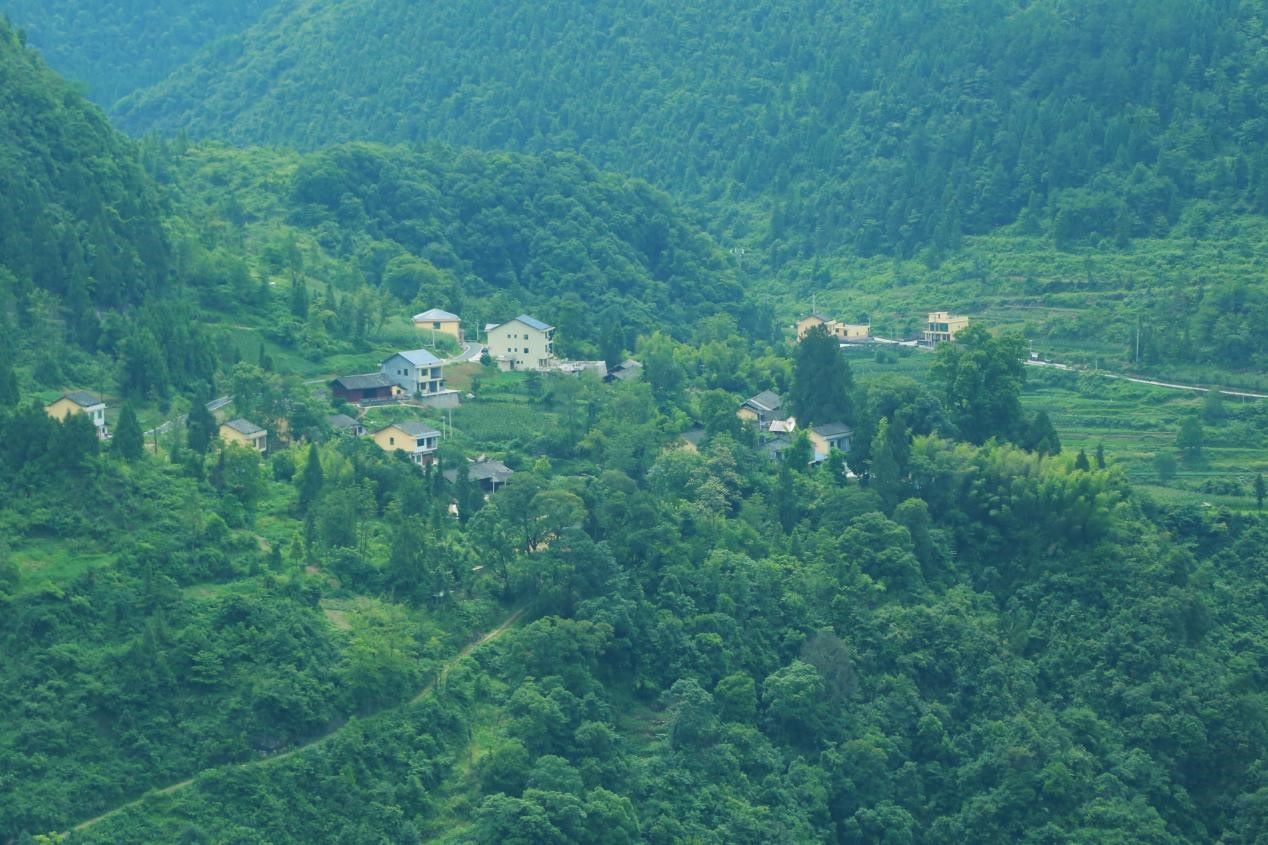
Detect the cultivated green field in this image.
<box><xmin>850</xmin><ymin>348</ymin><xmax>1268</xmax><ymax>511</ymax></box>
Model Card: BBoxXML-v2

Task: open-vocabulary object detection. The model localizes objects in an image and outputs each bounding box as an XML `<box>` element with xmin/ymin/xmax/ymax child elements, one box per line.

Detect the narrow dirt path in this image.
<box><xmin>67</xmin><ymin>609</ymin><xmax>524</xmax><ymax>836</ymax></box>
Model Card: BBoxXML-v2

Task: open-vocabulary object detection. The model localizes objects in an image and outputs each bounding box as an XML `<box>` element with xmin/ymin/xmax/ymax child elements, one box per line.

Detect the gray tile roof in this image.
<box><xmin>388</xmin><ymin>421</ymin><xmax>441</xmax><ymax>438</ymax></box>
<box><xmin>62</xmin><ymin>390</ymin><xmax>104</xmax><ymax>408</ymax></box>
<box><xmin>513</xmin><ymin>315</ymin><xmax>553</xmax><ymax>332</ymax></box>
<box><xmin>389</xmin><ymin>349</ymin><xmax>442</xmax><ymax>367</ymax></box>
<box><xmin>413</xmin><ymin>308</ymin><xmax>460</xmax><ymax>322</ymax></box>
<box><xmin>445</xmin><ymin>459</ymin><xmax>514</xmax><ymax>484</ymax></box>
<box><xmin>332</xmin><ymin>372</ymin><xmax>395</xmax><ymax>390</ymax></box>
<box><xmin>224</xmin><ymin>418</ymin><xmax>264</xmax><ymax>436</ymax></box>
<box><xmin>811</xmin><ymin>422</ymin><xmax>853</xmax><ymax>438</ymax></box>
<box><xmin>326</xmin><ymin>414</ymin><xmax>362</xmax><ymax>430</ymax></box>
<box><xmin>745</xmin><ymin>390</ymin><xmax>783</xmax><ymax>413</ymax></box>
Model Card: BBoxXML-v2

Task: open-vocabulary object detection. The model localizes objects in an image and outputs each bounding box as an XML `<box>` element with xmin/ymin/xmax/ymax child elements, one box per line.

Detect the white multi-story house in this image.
<box><xmin>486</xmin><ymin>315</ymin><xmax>556</xmax><ymax>371</ymax></box>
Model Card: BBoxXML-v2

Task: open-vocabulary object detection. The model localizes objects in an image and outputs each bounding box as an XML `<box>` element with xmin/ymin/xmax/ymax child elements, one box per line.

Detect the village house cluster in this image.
<box><xmin>796</xmin><ymin>310</ymin><xmax>971</xmax><ymax>349</ymax></box>
<box><xmin>736</xmin><ymin>390</ymin><xmax>853</xmax><ymax>466</ymax></box>
<box><xmin>41</xmin><ymin>304</ymin><xmax>640</xmax><ymax>494</ymax></box>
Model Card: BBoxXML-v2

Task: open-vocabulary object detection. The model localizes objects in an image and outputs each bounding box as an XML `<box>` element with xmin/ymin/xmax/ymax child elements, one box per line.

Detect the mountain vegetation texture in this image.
<box><xmin>2</xmin><ymin>4</ymin><xmax>1268</xmax><ymax>845</ymax></box>
<box><xmin>0</xmin><ymin>20</ymin><xmax>167</xmax><ymax>312</ymax></box>
<box><xmin>1</xmin><ymin>0</ymin><xmax>278</xmax><ymax>104</ymax></box>
<box><xmin>158</xmin><ymin>140</ymin><xmax>745</xmax><ymax>358</ymax></box>
<box><xmin>114</xmin><ymin>0</ymin><xmax>1268</xmax><ymax>257</ymax></box>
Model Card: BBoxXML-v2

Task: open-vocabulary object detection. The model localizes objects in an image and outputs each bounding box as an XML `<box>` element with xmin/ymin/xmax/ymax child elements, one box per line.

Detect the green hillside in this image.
<box><xmin>0</xmin><ymin>18</ymin><xmax>168</xmax><ymax>313</ymax></box>
<box><xmin>115</xmin><ymin>0</ymin><xmax>1268</xmax><ymax>256</ymax></box>
<box><xmin>1</xmin><ymin>0</ymin><xmax>279</xmax><ymax>104</ymax></box>
<box><xmin>157</xmin><ymin>140</ymin><xmax>745</xmax><ymax>359</ymax></box>
<box><xmin>4</xmin><ymin>5</ymin><xmax>1268</xmax><ymax>845</ymax></box>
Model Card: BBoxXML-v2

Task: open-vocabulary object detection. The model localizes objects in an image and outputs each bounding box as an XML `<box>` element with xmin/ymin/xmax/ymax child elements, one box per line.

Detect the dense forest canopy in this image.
<box><xmin>0</xmin><ymin>0</ymin><xmax>279</xmax><ymax>104</ymax></box>
<box><xmin>95</xmin><ymin>0</ymin><xmax>1268</xmax><ymax>255</ymax></box>
<box><xmin>0</xmin><ymin>18</ymin><xmax>168</xmax><ymax>315</ymax></box>
<box><xmin>3</xmin><ymin>3</ymin><xmax>1268</xmax><ymax>844</ymax></box>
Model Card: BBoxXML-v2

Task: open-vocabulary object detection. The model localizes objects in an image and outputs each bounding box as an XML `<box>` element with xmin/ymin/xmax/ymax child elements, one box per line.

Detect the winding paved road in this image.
<box><xmin>1025</xmin><ymin>359</ymin><xmax>1268</xmax><ymax>399</ymax></box>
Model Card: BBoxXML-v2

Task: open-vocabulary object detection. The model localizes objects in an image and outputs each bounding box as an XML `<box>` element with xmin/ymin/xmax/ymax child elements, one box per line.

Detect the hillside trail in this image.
<box><xmin>67</xmin><ymin>608</ymin><xmax>524</xmax><ymax>836</ymax></box>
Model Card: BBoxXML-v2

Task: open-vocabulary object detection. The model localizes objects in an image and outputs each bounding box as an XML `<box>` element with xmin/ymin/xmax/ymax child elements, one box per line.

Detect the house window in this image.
<box><xmin>524</xmin><ymin>347</ymin><xmax>529</xmax><ymax>354</ymax></box>
<box><xmin>433</xmin><ymin>322</ymin><xmax>441</xmax><ymax>330</ymax></box>
<box><xmin>389</xmin><ymin>437</ymin><xmax>396</xmax><ymax>446</ymax></box>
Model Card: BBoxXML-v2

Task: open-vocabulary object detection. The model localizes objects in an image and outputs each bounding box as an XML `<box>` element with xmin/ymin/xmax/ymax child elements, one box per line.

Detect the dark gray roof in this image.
<box><xmin>812</xmin><ymin>422</ymin><xmax>853</xmax><ymax>438</ymax></box>
<box><xmin>745</xmin><ymin>390</ymin><xmax>783</xmax><ymax>413</ymax></box>
<box><xmin>761</xmin><ymin>435</ymin><xmax>791</xmax><ymax>459</ymax></box>
<box><xmin>326</xmin><ymin>414</ymin><xmax>362</xmax><ymax>430</ymax></box>
<box><xmin>332</xmin><ymin>372</ymin><xmax>394</xmax><ymax>390</ymax></box>
<box><xmin>386</xmin><ymin>421</ymin><xmax>441</xmax><ymax>438</ymax></box>
<box><xmin>514</xmin><ymin>315</ymin><xmax>553</xmax><ymax>332</ymax></box>
<box><xmin>223</xmin><ymin>418</ymin><xmax>264</xmax><ymax>436</ymax></box>
<box><xmin>62</xmin><ymin>390</ymin><xmax>104</xmax><ymax>408</ymax></box>
<box><xmin>444</xmin><ymin>459</ymin><xmax>514</xmax><ymax>485</ymax></box>
<box><xmin>607</xmin><ymin>359</ymin><xmax>643</xmax><ymax>381</ymax></box>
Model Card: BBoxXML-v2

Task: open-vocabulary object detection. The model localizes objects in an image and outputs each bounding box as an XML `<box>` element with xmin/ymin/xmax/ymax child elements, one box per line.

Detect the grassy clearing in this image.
<box><xmin>451</xmin><ymin>400</ymin><xmax>560</xmax><ymax>446</ymax></box>
<box><xmin>11</xmin><ymin>537</ymin><xmax>116</xmax><ymax>595</ymax></box>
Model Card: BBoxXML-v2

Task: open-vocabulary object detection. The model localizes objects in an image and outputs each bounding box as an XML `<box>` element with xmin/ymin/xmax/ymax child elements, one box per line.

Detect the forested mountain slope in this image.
<box><xmin>158</xmin><ymin>141</ymin><xmax>745</xmax><ymax>358</ymax></box>
<box><xmin>0</xmin><ymin>18</ymin><xmax>168</xmax><ymax>318</ymax></box>
<box><xmin>0</xmin><ymin>0</ymin><xmax>279</xmax><ymax>104</ymax></box>
<box><xmin>115</xmin><ymin>0</ymin><xmax>1268</xmax><ymax>255</ymax></box>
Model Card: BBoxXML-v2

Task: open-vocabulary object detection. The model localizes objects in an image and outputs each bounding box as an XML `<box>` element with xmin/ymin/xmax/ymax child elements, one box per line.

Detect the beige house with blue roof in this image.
<box><xmin>486</xmin><ymin>315</ymin><xmax>557</xmax><ymax>371</ymax></box>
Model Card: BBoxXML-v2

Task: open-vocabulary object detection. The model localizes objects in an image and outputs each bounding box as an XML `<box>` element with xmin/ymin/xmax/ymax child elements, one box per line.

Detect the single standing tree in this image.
<box><xmin>0</xmin><ymin>360</ymin><xmax>18</xmax><ymax>407</ymax></box>
<box><xmin>187</xmin><ymin>396</ymin><xmax>217</xmax><ymax>454</ymax></box>
<box><xmin>1095</xmin><ymin>442</ymin><xmax>1106</xmax><ymax>469</ymax></box>
<box><xmin>790</xmin><ymin>325</ymin><xmax>854</xmax><ymax>428</ymax></box>
<box><xmin>1074</xmin><ymin>448</ymin><xmax>1091</xmax><ymax>471</ymax></box>
<box><xmin>1177</xmin><ymin>416</ymin><xmax>1204</xmax><ymax>461</ymax></box>
<box><xmin>1022</xmin><ymin>410</ymin><xmax>1062</xmax><ymax>456</ymax></box>
<box><xmin>1255</xmin><ymin>472</ymin><xmax>1265</xmax><ymax>511</ymax></box>
<box><xmin>298</xmin><ymin>445</ymin><xmax>324</xmax><ymax>512</ymax></box>
<box><xmin>869</xmin><ymin>418</ymin><xmax>902</xmax><ymax>511</ymax></box>
<box><xmin>112</xmin><ymin>403</ymin><xmax>144</xmax><ymax>461</ymax></box>
<box><xmin>930</xmin><ymin>324</ymin><xmax>1027</xmax><ymax>444</ymax></box>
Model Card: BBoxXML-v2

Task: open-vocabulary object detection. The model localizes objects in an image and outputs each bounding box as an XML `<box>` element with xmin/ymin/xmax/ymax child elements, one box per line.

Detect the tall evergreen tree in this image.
<box><xmin>187</xmin><ymin>396</ymin><xmax>217</xmax><ymax>454</ymax></box>
<box><xmin>790</xmin><ymin>326</ymin><xmax>854</xmax><ymax>428</ymax></box>
<box><xmin>869</xmin><ymin>418</ymin><xmax>902</xmax><ymax>512</ymax></box>
<box><xmin>298</xmin><ymin>445</ymin><xmax>324</xmax><ymax>513</ymax></box>
<box><xmin>0</xmin><ymin>360</ymin><xmax>18</xmax><ymax>407</ymax></box>
<box><xmin>112</xmin><ymin>403</ymin><xmax>144</xmax><ymax>461</ymax></box>
<box><xmin>1022</xmin><ymin>411</ymin><xmax>1062</xmax><ymax>456</ymax></box>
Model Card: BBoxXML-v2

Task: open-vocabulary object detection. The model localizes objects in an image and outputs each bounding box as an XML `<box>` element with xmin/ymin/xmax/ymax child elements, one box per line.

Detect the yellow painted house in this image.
<box><xmin>45</xmin><ymin>391</ymin><xmax>108</xmax><ymax>438</ymax></box>
<box><xmin>923</xmin><ymin>311</ymin><xmax>970</xmax><ymax>345</ymax></box>
<box><xmin>808</xmin><ymin>423</ymin><xmax>853</xmax><ymax>461</ymax></box>
<box><xmin>796</xmin><ymin>313</ymin><xmax>832</xmax><ymax>341</ymax></box>
<box><xmin>412</xmin><ymin>308</ymin><xmax>462</xmax><ymax>342</ymax></box>
<box><xmin>372</xmin><ymin>421</ymin><xmax>441</xmax><ymax>466</ymax></box>
<box><xmin>220</xmin><ymin>418</ymin><xmax>268</xmax><ymax>453</ymax></box>
<box><xmin>796</xmin><ymin>314</ymin><xmax>871</xmax><ymax>343</ymax></box>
